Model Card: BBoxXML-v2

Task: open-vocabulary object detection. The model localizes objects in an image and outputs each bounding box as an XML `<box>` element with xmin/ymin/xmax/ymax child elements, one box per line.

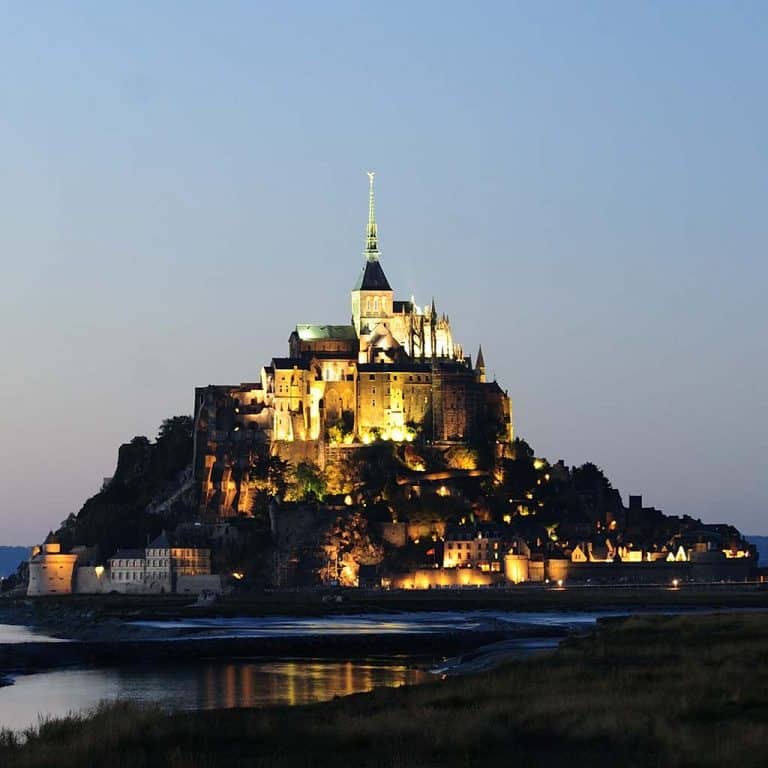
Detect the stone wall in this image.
<box><xmin>176</xmin><ymin>574</ymin><xmax>223</xmax><ymax>595</ymax></box>
<box><xmin>73</xmin><ymin>567</ymin><xmax>111</xmax><ymax>594</ymax></box>
<box><xmin>390</xmin><ymin>568</ymin><xmax>502</xmax><ymax>589</ymax></box>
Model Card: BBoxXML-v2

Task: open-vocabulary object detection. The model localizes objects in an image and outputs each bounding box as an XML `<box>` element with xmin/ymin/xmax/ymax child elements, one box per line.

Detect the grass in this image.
<box><xmin>3</xmin><ymin>612</ymin><xmax>768</xmax><ymax>767</ymax></box>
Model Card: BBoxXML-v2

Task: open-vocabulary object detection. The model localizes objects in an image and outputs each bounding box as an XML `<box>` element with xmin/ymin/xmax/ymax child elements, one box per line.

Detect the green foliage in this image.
<box><xmin>358</xmin><ymin>443</ymin><xmax>400</xmax><ymax>499</ymax></box>
<box><xmin>294</xmin><ymin>461</ymin><xmax>326</xmax><ymax>501</ymax></box>
<box><xmin>324</xmin><ymin>454</ymin><xmax>361</xmax><ymax>495</ymax></box>
<box><xmin>249</xmin><ymin>454</ymin><xmax>289</xmax><ymax>499</ymax></box>
<box><xmin>444</xmin><ymin>445</ymin><xmax>479</xmax><ymax>470</ymax></box>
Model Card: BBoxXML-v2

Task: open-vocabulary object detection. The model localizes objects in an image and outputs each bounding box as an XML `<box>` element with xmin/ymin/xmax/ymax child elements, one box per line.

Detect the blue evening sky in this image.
<box><xmin>1</xmin><ymin>2</ymin><xmax>766</xmax><ymax>543</ymax></box>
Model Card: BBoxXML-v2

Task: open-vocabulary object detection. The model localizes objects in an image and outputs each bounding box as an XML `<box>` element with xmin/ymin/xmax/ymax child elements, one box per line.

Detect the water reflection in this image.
<box><xmin>0</xmin><ymin>624</ymin><xmax>62</xmax><ymax>644</ymax></box>
<box><xmin>0</xmin><ymin>659</ymin><xmax>426</xmax><ymax>733</ymax></box>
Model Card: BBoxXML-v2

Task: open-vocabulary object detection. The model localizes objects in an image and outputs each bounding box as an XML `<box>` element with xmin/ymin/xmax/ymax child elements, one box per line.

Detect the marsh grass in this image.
<box><xmin>3</xmin><ymin>613</ymin><xmax>768</xmax><ymax>767</ymax></box>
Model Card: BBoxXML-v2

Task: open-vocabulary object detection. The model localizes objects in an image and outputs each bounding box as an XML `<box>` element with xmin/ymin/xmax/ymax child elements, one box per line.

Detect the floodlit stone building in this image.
<box><xmin>27</xmin><ymin>543</ymin><xmax>79</xmax><ymax>596</ymax></box>
<box><xmin>194</xmin><ymin>174</ymin><xmax>514</xmax><ymax>517</ymax></box>
<box><xmin>108</xmin><ymin>532</ymin><xmax>215</xmax><ymax>594</ymax></box>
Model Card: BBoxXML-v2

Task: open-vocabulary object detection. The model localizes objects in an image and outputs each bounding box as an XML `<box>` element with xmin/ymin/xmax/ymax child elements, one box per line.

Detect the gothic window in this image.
<box><xmin>374</xmin><ymin>296</ymin><xmax>379</xmax><ymax>312</ymax></box>
<box><xmin>366</xmin><ymin>297</ymin><xmax>371</xmax><ymax>313</ymax></box>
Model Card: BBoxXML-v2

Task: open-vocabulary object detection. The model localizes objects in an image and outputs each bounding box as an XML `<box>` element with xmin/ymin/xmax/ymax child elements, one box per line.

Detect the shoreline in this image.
<box><xmin>3</xmin><ymin>582</ymin><xmax>768</xmax><ymax>639</ymax></box>
<box><xmin>0</xmin><ymin>622</ymin><xmax>571</xmax><ymax>677</ymax></box>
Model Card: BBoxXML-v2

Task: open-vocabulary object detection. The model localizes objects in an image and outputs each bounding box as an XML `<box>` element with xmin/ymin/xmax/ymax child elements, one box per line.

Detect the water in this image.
<box><xmin>0</xmin><ymin>624</ymin><xmax>63</xmax><ymax>644</ymax></box>
<box><xmin>128</xmin><ymin>609</ymin><xmax>609</xmax><ymax>638</ymax></box>
<box><xmin>0</xmin><ymin>609</ymin><xmax>632</xmax><ymax>732</ymax></box>
<box><xmin>0</xmin><ymin>659</ymin><xmax>426</xmax><ymax>733</ymax></box>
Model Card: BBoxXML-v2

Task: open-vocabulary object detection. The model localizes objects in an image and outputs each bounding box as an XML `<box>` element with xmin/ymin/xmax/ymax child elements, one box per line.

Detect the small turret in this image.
<box><xmin>475</xmin><ymin>345</ymin><xmax>486</xmax><ymax>383</ymax></box>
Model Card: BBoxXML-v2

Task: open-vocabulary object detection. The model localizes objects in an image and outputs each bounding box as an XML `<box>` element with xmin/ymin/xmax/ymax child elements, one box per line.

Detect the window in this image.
<box><xmin>374</xmin><ymin>296</ymin><xmax>379</xmax><ymax>312</ymax></box>
<box><xmin>369</xmin><ymin>374</ymin><xmax>375</xmax><ymax>380</ymax></box>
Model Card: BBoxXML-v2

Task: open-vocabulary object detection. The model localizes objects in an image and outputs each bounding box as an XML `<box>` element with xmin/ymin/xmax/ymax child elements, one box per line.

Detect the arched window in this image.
<box><xmin>374</xmin><ymin>296</ymin><xmax>379</xmax><ymax>312</ymax></box>
<box><xmin>366</xmin><ymin>297</ymin><xmax>371</xmax><ymax>313</ymax></box>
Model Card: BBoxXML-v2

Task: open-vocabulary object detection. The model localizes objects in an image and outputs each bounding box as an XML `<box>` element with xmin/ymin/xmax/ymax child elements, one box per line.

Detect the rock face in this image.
<box><xmin>52</xmin><ymin>417</ymin><xmax>196</xmax><ymax>559</ymax></box>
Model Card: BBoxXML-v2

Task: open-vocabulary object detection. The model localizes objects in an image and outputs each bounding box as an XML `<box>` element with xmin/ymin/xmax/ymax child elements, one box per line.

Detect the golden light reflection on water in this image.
<box><xmin>199</xmin><ymin>660</ymin><xmax>425</xmax><ymax>710</ymax></box>
<box><xmin>0</xmin><ymin>660</ymin><xmax>428</xmax><ymax>733</ymax></box>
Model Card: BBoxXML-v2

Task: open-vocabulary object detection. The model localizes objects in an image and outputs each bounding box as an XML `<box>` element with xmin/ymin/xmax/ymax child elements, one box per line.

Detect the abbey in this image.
<box><xmin>194</xmin><ymin>174</ymin><xmax>513</xmax><ymax>517</ymax></box>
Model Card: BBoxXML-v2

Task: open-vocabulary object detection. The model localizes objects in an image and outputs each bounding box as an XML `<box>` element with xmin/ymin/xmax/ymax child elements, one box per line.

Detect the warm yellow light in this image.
<box><xmin>344</xmin><ymin>494</ymin><xmax>353</xmax><ymax>506</ymax></box>
<box><xmin>362</xmin><ymin>433</ymin><xmax>371</xmax><ymax>445</ymax></box>
<box><xmin>437</xmin><ymin>486</ymin><xmax>450</xmax><ymax>497</ymax></box>
<box><xmin>503</xmin><ymin>514</ymin><xmax>512</xmax><ymax>524</ymax></box>
<box><xmin>533</xmin><ymin>459</ymin><xmax>546</xmax><ymax>470</ymax></box>
<box><xmin>94</xmin><ymin>566</ymin><xmax>104</xmax><ymax>577</ymax></box>
<box><xmin>391</xmin><ymin>427</ymin><xmax>404</xmax><ymax>442</ymax></box>
<box><xmin>232</xmin><ymin>571</ymin><xmax>244</xmax><ymax>580</ymax></box>
<box><xmin>671</xmin><ymin>578</ymin><xmax>679</xmax><ymax>589</ymax></box>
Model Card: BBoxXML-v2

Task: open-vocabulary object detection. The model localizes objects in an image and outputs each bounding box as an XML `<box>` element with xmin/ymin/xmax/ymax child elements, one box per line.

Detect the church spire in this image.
<box><xmin>364</xmin><ymin>171</ymin><xmax>379</xmax><ymax>261</ymax></box>
<box><xmin>475</xmin><ymin>345</ymin><xmax>486</xmax><ymax>383</ymax></box>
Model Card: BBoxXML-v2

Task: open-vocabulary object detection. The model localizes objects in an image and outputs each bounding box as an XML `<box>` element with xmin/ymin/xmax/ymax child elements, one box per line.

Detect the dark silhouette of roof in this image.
<box><xmin>111</xmin><ymin>548</ymin><xmax>146</xmax><ymax>559</ymax></box>
<box><xmin>272</xmin><ymin>357</ymin><xmax>310</xmax><ymax>370</ymax></box>
<box><xmin>148</xmin><ymin>532</ymin><xmax>170</xmax><ymax>549</ymax></box>
<box><xmin>353</xmin><ymin>258</ymin><xmax>392</xmax><ymax>291</ymax></box>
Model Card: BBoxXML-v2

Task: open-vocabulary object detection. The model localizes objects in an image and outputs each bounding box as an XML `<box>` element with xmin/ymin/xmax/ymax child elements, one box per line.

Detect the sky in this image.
<box><xmin>1</xmin><ymin>1</ymin><xmax>766</xmax><ymax>544</ymax></box>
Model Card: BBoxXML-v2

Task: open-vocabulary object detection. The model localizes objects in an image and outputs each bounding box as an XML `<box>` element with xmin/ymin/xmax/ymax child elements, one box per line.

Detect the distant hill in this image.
<box><xmin>747</xmin><ymin>536</ymin><xmax>768</xmax><ymax>566</ymax></box>
<box><xmin>0</xmin><ymin>546</ymin><xmax>30</xmax><ymax>578</ymax></box>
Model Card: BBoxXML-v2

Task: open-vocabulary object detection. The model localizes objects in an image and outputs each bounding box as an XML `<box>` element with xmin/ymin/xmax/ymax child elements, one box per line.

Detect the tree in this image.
<box><xmin>445</xmin><ymin>446</ymin><xmax>479</xmax><ymax>470</ymax></box>
<box><xmin>572</xmin><ymin>462</ymin><xmax>612</xmax><ymax>493</ymax></box>
<box><xmin>250</xmin><ymin>453</ymin><xmax>289</xmax><ymax>498</ymax></box>
<box><xmin>294</xmin><ymin>461</ymin><xmax>326</xmax><ymax>501</ymax></box>
<box><xmin>157</xmin><ymin>415</ymin><xmax>194</xmax><ymax>443</ymax></box>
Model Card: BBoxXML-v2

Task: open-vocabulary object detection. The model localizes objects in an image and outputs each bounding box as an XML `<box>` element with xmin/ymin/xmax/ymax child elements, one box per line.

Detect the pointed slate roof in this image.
<box><xmin>476</xmin><ymin>345</ymin><xmax>485</xmax><ymax>370</ymax></box>
<box><xmin>352</xmin><ymin>171</ymin><xmax>392</xmax><ymax>291</ymax></box>
<box><xmin>353</xmin><ymin>258</ymin><xmax>392</xmax><ymax>291</ymax></box>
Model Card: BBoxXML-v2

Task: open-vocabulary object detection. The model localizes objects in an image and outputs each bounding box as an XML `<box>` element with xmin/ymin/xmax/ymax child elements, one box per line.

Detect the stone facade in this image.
<box><xmin>107</xmin><ymin>533</ymin><xmax>213</xmax><ymax>594</ymax></box>
<box><xmin>27</xmin><ymin>543</ymin><xmax>79</xmax><ymax>596</ymax></box>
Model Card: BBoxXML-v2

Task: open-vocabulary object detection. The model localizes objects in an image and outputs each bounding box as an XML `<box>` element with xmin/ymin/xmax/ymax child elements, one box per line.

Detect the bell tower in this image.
<box><xmin>351</xmin><ymin>171</ymin><xmax>393</xmax><ymax>336</ymax></box>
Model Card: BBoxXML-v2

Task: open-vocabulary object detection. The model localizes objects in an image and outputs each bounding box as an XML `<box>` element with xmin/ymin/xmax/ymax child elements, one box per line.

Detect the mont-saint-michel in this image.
<box><xmin>10</xmin><ymin>174</ymin><xmax>755</xmax><ymax>602</ymax></box>
<box><xmin>3</xmin><ymin>5</ymin><xmax>768</xmax><ymax>766</ymax></box>
<box><xmin>1</xmin><ymin>175</ymin><xmax>766</xmax><ymax>766</ymax></box>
